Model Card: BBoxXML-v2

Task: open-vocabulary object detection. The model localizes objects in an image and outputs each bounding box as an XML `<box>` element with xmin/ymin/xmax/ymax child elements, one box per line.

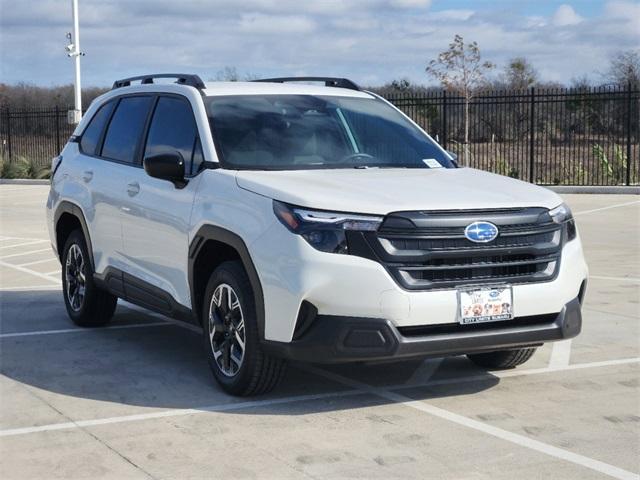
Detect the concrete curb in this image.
<box><xmin>0</xmin><ymin>179</ymin><xmax>50</xmax><ymax>185</ymax></box>
<box><xmin>545</xmin><ymin>185</ymin><xmax>640</xmax><ymax>195</ymax></box>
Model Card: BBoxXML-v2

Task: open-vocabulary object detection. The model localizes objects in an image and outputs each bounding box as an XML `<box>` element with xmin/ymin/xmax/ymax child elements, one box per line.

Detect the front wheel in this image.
<box><xmin>202</xmin><ymin>261</ymin><xmax>286</xmax><ymax>396</ymax></box>
<box><xmin>467</xmin><ymin>347</ymin><xmax>537</xmax><ymax>369</ymax></box>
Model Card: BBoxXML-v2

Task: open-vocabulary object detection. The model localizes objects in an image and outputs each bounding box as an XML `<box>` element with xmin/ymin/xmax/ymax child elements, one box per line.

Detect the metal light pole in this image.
<box><xmin>66</xmin><ymin>0</ymin><xmax>84</xmax><ymax>124</ymax></box>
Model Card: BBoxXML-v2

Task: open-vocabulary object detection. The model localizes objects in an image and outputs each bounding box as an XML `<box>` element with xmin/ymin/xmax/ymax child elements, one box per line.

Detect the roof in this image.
<box><xmin>201</xmin><ymin>81</ymin><xmax>374</xmax><ymax>99</ymax></box>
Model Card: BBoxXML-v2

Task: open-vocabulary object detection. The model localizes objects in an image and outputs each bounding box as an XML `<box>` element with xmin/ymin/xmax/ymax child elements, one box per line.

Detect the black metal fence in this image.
<box><xmin>387</xmin><ymin>84</ymin><xmax>639</xmax><ymax>186</ymax></box>
<box><xmin>0</xmin><ymin>106</ymin><xmax>77</xmax><ymax>171</ymax></box>
<box><xmin>0</xmin><ymin>85</ymin><xmax>638</xmax><ymax>185</ymax></box>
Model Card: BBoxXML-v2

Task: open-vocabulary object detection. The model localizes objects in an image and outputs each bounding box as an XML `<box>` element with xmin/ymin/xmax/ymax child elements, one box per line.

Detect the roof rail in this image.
<box><xmin>112</xmin><ymin>73</ymin><xmax>206</xmax><ymax>90</ymax></box>
<box><xmin>253</xmin><ymin>77</ymin><xmax>361</xmax><ymax>91</ymax></box>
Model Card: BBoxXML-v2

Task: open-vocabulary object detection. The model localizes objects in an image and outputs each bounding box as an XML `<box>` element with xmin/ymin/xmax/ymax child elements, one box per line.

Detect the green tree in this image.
<box><xmin>504</xmin><ymin>57</ymin><xmax>538</xmax><ymax>90</ymax></box>
<box><xmin>426</xmin><ymin>35</ymin><xmax>495</xmax><ymax>162</ymax></box>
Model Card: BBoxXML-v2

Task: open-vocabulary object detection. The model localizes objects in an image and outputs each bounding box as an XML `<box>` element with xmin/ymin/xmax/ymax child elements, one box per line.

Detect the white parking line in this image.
<box><xmin>391</xmin><ymin>357</ymin><xmax>640</xmax><ymax>390</ymax></box>
<box><xmin>407</xmin><ymin>358</ymin><xmax>443</xmax><ymax>385</ymax></box>
<box><xmin>384</xmin><ymin>392</ymin><xmax>638</xmax><ymax>480</ymax></box>
<box><xmin>590</xmin><ymin>275</ymin><xmax>640</xmax><ymax>284</ymax></box>
<box><xmin>548</xmin><ymin>340</ymin><xmax>573</xmax><ymax>368</ymax></box>
<box><xmin>307</xmin><ymin>366</ymin><xmax>640</xmax><ymax>480</ymax></box>
<box><xmin>0</xmin><ymin>357</ymin><xmax>636</xmax><ymax>440</ymax></box>
<box><xmin>44</xmin><ymin>270</ymin><xmax>61</xmax><ymax>276</ymax></box>
<box><xmin>0</xmin><ymin>260</ymin><xmax>61</xmax><ymax>284</ymax></box>
<box><xmin>0</xmin><ymin>236</ymin><xmax>47</xmax><ymax>242</ymax></box>
<box><xmin>0</xmin><ymin>322</ymin><xmax>171</xmax><ymax>339</ymax></box>
<box><xmin>0</xmin><ymin>285</ymin><xmax>61</xmax><ymax>291</ymax></box>
<box><xmin>0</xmin><ymin>239</ymin><xmax>48</xmax><ymax>250</ymax></box>
<box><xmin>574</xmin><ymin>200</ymin><xmax>640</xmax><ymax>216</ymax></box>
<box><xmin>16</xmin><ymin>257</ymin><xmax>58</xmax><ymax>267</ymax></box>
<box><xmin>0</xmin><ymin>248</ymin><xmax>53</xmax><ymax>260</ymax></box>
<box><xmin>0</xmin><ymin>390</ymin><xmax>361</xmax><ymax>438</ymax></box>
<box><xmin>0</xmin><ymin>186</ymin><xmax>46</xmax><ymax>194</ymax></box>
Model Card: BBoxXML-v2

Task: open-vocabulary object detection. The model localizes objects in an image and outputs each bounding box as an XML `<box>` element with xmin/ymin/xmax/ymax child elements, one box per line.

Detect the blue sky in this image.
<box><xmin>0</xmin><ymin>0</ymin><xmax>638</xmax><ymax>87</ymax></box>
<box><xmin>433</xmin><ymin>0</ymin><xmax>602</xmax><ymax>17</ymax></box>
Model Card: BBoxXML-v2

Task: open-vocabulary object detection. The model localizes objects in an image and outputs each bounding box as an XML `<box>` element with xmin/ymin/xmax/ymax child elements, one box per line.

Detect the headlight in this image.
<box><xmin>273</xmin><ymin>201</ymin><xmax>383</xmax><ymax>254</ymax></box>
<box><xmin>549</xmin><ymin>203</ymin><xmax>576</xmax><ymax>241</ymax></box>
<box><xmin>549</xmin><ymin>203</ymin><xmax>572</xmax><ymax>224</ymax></box>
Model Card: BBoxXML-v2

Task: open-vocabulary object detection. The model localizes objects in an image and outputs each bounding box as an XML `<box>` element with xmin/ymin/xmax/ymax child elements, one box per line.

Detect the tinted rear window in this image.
<box><xmin>101</xmin><ymin>96</ymin><xmax>154</xmax><ymax>163</ymax></box>
<box><xmin>80</xmin><ymin>100</ymin><xmax>115</xmax><ymax>155</ymax></box>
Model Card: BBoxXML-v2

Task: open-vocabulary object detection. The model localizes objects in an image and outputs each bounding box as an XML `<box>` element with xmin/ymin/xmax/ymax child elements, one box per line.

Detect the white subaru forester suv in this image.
<box><xmin>47</xmin><ymin>74</ymin><xmax>588</xmax><ymax>396</ymax></box>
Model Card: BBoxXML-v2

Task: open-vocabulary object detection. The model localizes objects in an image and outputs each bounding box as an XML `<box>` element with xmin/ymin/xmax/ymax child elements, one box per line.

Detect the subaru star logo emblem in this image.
<box><xmin>464</xmin><ymin>221</ymin><xmax>499</xmax><ymax>243</ymax></box>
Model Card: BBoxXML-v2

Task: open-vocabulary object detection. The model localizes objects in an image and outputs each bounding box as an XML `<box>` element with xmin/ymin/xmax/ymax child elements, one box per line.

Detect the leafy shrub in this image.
<box><xmin>592</xmin><ymin>144</ymin><xmax>627</xmax><ymax>184</ymax></box>
<box><xmin>0</xmin><ymin>155</ymin><xmax>51</xmax><ymax>179</ymax></box>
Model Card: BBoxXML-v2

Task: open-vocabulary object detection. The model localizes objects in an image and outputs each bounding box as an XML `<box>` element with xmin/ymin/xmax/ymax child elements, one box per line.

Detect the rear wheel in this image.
<box><xmin>467</xmin><ymin>347</ymin><xmax>537</xmax><ymax>369</ymax></box>
<box><xmin>203</xmin><ymin>261</ymin><xmax>286</xmax><ymax>396</ymax></box>
<box><xmin>61</xmin><ymin>230</ymin><xmax>117</xmax><ymax>327</ymax></box>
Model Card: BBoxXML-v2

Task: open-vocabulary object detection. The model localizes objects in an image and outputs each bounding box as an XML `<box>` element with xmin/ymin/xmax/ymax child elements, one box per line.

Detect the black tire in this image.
<box><xmin>61</xmin><ymin>230</ymin><xmax>117</xmax><ymax>327</ymax></box>
<box><xmin>467</xmin><ymin>347</ymin><xmax>537</xmax><ymax>369</ymax></box>
<box><xmin>202</xmin><ymin>260</ymin><xmax>286</xmax><ymax>396</ymax></box>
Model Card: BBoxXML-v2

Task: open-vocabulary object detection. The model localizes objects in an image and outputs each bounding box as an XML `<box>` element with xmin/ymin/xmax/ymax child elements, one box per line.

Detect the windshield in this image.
<box><xmin>206</xmin><ymin>95</ymin><xmax>454</xmax><ymax>170</ymax></box>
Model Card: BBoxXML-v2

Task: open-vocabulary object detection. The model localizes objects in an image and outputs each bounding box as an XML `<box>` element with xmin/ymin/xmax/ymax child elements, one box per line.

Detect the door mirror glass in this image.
<box><xmin>143</xmin><ymin>151</ymin><xmax>186</xmax><ymax>187</ymax></box>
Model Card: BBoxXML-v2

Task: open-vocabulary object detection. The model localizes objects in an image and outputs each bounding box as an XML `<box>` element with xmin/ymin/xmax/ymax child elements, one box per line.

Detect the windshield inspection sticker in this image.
<box><xmin>423</xmin><ymin>158</ymin><xmax>443</xmax><ymax>168</ymax></box>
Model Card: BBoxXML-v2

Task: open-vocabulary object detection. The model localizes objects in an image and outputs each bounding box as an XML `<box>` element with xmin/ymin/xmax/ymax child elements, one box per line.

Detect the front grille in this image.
<box><xmin>361</xmin><ymin>208</ymin><xmax>563</xmax><ymax>290</ymax></box>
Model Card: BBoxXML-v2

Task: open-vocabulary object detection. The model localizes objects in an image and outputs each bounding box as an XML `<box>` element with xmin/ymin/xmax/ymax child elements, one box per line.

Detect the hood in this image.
<box><xmin>236</xmin><ymin>167</ymin><xmax>562</xmax><ymax>215</ymax></box>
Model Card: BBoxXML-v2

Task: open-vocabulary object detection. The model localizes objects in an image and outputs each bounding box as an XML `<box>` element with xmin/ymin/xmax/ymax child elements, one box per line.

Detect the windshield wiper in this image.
<box><xmin>351</xmin><ymin>164</ymin><xmax>425</xmax><ymax>169</ymax></box>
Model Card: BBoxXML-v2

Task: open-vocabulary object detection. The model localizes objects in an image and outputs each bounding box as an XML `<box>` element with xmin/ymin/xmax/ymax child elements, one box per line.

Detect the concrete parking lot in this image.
<box><xmin>0</xmin><ymin>184</ymin><xmax>638</xmax><ymax>480</ymax></box>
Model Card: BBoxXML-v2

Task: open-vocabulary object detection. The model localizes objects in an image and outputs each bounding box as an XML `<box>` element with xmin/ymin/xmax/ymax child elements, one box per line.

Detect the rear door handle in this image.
<box><xmin>82</xmin><ymin>170</ymin><xmax>93</xmax><ymax>183</ymax></box>
<box><xmin>127</xmin><ymin>182</ymin><xmax>140</xmax><ymax>197</ymax></box>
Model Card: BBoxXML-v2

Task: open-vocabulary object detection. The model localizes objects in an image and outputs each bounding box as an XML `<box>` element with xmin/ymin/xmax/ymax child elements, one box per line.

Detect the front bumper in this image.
<box><xmin>252</xmin><ymin>218</ymin><xmax>588</xmax><ymax>342</ymax></box>
<box><xmin>263</xmin><ymin>295</ymin><xmax>583</xmax><ymax>364</ymax></box>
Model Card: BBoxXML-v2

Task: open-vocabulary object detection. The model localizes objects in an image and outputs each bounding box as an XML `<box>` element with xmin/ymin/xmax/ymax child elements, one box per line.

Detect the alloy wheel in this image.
<box><xmin>65</xmin><ymin>243</ymin><xmax>86</xmax><ymax>312</ymax></box>
<box><xmin>208</xmin><ymin>283</ymin><xmax>246</xmax><ymax>377</ymax></box>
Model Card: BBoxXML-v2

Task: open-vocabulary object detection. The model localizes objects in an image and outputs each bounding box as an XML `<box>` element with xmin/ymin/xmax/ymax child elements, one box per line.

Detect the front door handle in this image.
<box><xmin>127</xmin><ymin>182</ymin><xmax>140</xmax><ymax>197</ymax></box>
<box><xmin>82</xmin><ymin>170</ymin><xmax>93</xmax><ymax>183</ymax></box>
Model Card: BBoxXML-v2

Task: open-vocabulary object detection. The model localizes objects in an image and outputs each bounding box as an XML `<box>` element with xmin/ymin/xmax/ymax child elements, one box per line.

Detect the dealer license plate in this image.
<box><xmin>458</xmin><ymin>286</ymin><xmax>514</xmax><ymax>325</ymax></box>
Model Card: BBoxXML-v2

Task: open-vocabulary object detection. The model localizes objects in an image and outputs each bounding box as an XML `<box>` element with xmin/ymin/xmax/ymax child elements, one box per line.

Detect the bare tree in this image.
<box><xmin>210</xmin><ymin>66</ymin><xmax>261</xmax><ymax>82</ymax></box>
<box><xmin>605</xmin><ymin>50</ymin><xmax>640</xmax><ymax>86</ymax></box>
<box><xmin>0</xmin><ymin>83</ymin><xmax>108</xmax><ymax>109</ymax></box>
<box><xmin>504</xmin><ymin>57</ymin><xmax>538</xmax><ymax>90</ymax></box>
<box><xmin>213</xmin><ymin>66</ymin><xmax>240</xmax><ymax>82</ymax></box>
<box><xmin>426</xmin><ymin>35</ymin><xmax>494</xmax><ymax>162</ymax></box>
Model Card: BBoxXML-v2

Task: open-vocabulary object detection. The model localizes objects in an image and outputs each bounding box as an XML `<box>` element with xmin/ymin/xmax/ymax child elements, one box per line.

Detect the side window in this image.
<box><xmin>79</xmin><ymin>100</ymin><xmax>115</xmax><ymax>155</ymax></box>
<box><xmin>144</xmin><ymin>96</ymin><xmax>199</xmax><ymax>175</ymax></box>
<box><xmin>101</xmin><ymin>96</ymin><xmax>154</xmax><ymax>163</ymax></box>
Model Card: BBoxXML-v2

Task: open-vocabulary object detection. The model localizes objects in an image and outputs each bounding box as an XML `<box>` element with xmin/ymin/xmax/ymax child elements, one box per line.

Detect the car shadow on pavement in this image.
<box><xmin>0</xmin><ymin>290</ymin><xmax>500</xmax><ymax>414</ymax></box>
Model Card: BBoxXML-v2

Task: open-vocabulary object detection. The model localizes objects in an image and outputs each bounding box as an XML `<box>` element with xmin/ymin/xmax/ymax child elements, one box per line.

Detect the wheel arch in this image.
<box><xmin>189</xmin><ymin>225</ymin><xmax>265</xmax><ymax>339</ymax></box>
<box><xmin>54</xmin><ymin>201</ymin><xmax>94</xmax><ymax>269</ymax></box>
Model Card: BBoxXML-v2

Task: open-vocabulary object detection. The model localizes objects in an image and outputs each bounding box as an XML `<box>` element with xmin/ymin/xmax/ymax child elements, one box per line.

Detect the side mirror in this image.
<box><xmin>143</xmin><ymin>151</ymin><xmax>186</xmax><ymax>187</ymax></box>
<box><xmin>447</xmin><ymin>150</ymin><xmax>459</xmax><ymax>168</ymax></box>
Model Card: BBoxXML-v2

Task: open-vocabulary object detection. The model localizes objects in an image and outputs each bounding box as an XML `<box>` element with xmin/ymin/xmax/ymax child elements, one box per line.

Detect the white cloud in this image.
<box><xmin>332</xmin><ymin>16</ymin><xmax>381</xmax><ymax>31</ymax></box>
<box><xmin>604</xmin><ymin>0</ymin><xmax>640</xmax><ymax>19</ymax></box>
<box><xmin>388</xmin><ymin>0</ymin><xmax>431</xmax><ymax>8</ymax></box>
<box><xmin>551</xmin><ymin>4</ymin><xmax>584</xmax><ymax>26</ymax></box>
<box><xmin>429</xmin><ymin>9</ymin><xmax>475</xmax><ymax>21</ymax></box>
<box><xmin>238</xmin><ymin>13</ymin><xmax>316</xmax><ymax>34</ymax></box>
<box><xmin>524</xmin><ymin>15</ymin><xmax>548</xmax><ymax>28</ymax></box>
